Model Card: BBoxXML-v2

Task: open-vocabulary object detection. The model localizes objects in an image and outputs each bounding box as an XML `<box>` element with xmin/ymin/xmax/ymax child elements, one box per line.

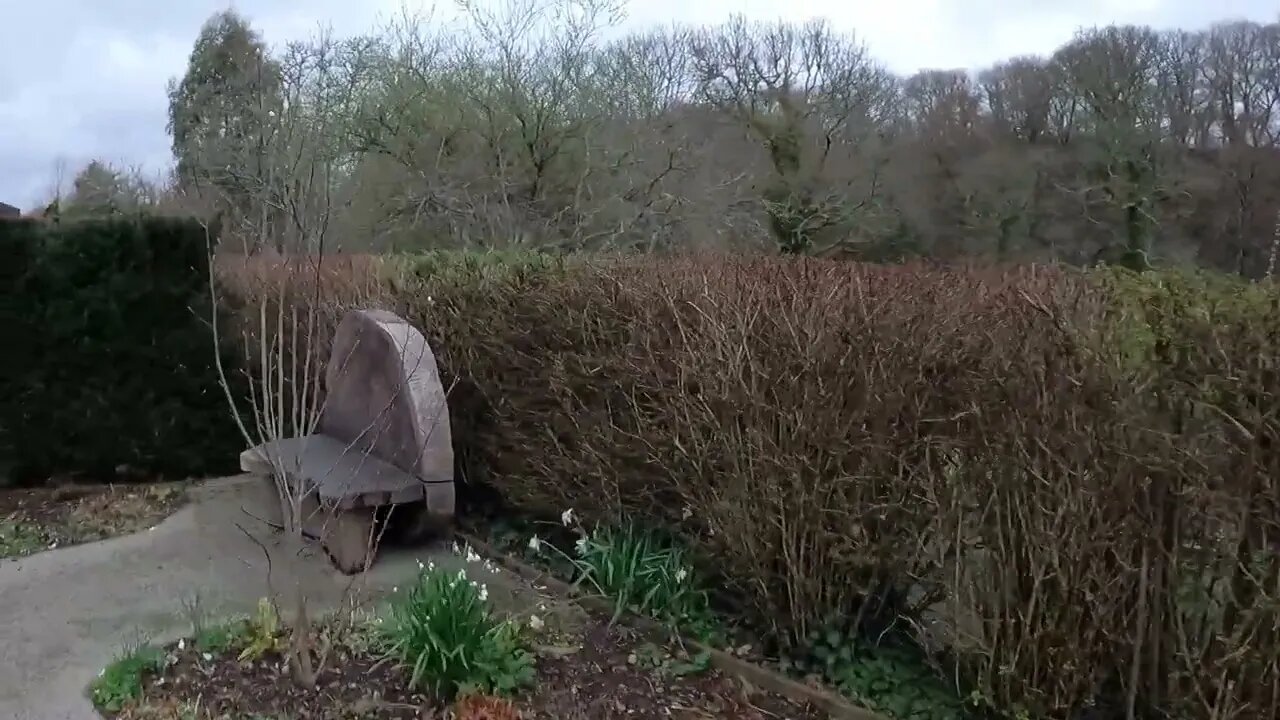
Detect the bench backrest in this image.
<box><xmin>318</xmin><ymin>309</ymin><xmax>454</xmax><ymax>514</ymax></box>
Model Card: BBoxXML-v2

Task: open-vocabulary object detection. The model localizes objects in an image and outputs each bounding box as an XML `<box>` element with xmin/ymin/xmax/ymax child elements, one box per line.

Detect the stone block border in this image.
<box><xmin>456</xmin><ymin>531</ymin><xmax>886</xmax><ymax>720</ymax></box>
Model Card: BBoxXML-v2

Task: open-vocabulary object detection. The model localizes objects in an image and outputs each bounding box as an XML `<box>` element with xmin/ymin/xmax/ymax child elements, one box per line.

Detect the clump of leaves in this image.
<box><xmin>238</xmin><ymin>597</ymin><xmax>285</xmax><ymax>661</ymax></box>
<box><xmin>0</xmin><ymin>519</ymin><xmax>45</xmax><ymax>558</ymax></box>
<box><xmin>91</xmin><ymin>643</ymin><xmax>166</xmax><ymax>712</ymax></box>
<box><xmin>453</xmin><ymin>693</ymin><xmax>522</xmax><ymax>720</ymax></box>
<box><xmin>631</xmin><ymin>640</ymin><xmax>713</xmax><ymax>678</ymax></box>
<box><xmin>785</xmin><ymin>625</ymin><xmax>970</xmax><ymax>720</ymax></box>
<box><xmin>530</xmin><ymin>512</ymin><xmax>723</xmax><ymax>643</ymax></box>
<box><xmin>379</xmin><ymin>559</ymin><xmax>535</xmax><ymax>700</ymax></box>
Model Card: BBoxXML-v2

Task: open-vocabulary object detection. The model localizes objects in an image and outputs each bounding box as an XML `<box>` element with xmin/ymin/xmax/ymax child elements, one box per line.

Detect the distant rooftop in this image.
<box><xmin>0</xmin><ymin>202</ymin><xmax>19</xmax><ymax>218</ymax></box>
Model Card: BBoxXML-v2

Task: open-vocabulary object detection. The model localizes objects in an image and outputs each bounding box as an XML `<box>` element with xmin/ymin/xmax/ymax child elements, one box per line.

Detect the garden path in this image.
<box><xmin>0</xmin><ymin>475</ymin><xmax>473</xmax><ymax>720</ymax></box>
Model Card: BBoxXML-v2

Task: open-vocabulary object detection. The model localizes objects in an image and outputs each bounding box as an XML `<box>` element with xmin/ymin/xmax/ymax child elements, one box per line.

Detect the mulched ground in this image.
<box><xmin>0</xmin><ymin>483</ymin><xmax>187</xmax><ymax>559</ymax></box>
<box><xmin>110</xmin><ymin>617</ymin><xmax>824</xmax><ymax>720</ymax></box>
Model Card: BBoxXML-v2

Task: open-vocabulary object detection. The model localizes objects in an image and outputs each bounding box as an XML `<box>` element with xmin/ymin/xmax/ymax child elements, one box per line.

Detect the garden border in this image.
<box><xmin>456</xmin><ymin>531</ymin><xmax>886</xmax><ymax>720</ymax></box>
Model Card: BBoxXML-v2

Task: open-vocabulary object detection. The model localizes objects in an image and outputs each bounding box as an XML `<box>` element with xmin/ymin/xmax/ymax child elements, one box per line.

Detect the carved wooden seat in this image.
<box><xmin>240</xmin><ymin>309</ymin><xmax>454</xmax><ymax>573</ymax></box>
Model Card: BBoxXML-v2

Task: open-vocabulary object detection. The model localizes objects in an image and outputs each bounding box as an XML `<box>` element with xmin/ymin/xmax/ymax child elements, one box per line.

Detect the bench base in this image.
<box><xmin>289</xmin><ymin>493</ymin><xmax>368</xmax><ymax>574</ymax></box>
<box><xmin>395</xmin><ymin>502</ymin><xmax>456</xmax><ymax>546</ymax></box>
<box><xmin>296</xmin><ymin>492</ymin><xmax>453</xmax><ymax>575</ymax></box>
<box><xmin>324</xmin><ymin>505</ymin><xmax>378</xmax><ymax>575</ymax></box>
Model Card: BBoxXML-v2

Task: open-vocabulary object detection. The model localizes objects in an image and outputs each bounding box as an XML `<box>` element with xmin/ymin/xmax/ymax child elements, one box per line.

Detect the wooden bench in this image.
<box><xmin>240</xmin><ymin>309</ymin><xmax>455</xmax><ymax>573</ymax></box>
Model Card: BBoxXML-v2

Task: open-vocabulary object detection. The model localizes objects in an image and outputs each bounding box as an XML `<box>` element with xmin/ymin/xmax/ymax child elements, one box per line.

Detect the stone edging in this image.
<box><xmin>457</xmin><ymin>531</ymin><xmax>886</xmax><ymax>720</ymax></box>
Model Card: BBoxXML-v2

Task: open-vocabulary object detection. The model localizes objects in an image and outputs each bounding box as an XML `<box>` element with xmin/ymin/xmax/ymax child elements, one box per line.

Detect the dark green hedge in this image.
<box><xmin>0</xmin><ymin>215</ymin><xmax>242</xmax><ymax>484</ymax></box>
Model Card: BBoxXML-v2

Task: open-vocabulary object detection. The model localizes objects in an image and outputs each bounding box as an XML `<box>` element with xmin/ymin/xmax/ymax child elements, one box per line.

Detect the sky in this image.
<box><xmin>0</xmin><ymin>0</ymin><xmax>1275</xmax><ymax>211</ymax></box>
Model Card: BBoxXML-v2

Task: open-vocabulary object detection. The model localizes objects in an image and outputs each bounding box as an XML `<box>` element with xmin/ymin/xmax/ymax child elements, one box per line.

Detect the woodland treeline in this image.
<box><xmin>48</xmin><ymin>3</ymin><xmax>1280</xmax><ymax>275</ymax></box>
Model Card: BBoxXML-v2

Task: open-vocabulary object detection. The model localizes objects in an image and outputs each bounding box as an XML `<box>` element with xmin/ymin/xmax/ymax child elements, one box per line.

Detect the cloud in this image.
<box><xmin>0</xmin><ymin>0</ymin><xmax>1274</xmax><ymax>211</ymax></box>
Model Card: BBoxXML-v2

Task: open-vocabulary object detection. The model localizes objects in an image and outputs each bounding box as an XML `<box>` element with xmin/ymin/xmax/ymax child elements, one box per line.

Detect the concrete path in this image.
<box><xmin>0</xmin><ymin>475</ymin><xmax>463</xmax><ymax>720</ymax></box>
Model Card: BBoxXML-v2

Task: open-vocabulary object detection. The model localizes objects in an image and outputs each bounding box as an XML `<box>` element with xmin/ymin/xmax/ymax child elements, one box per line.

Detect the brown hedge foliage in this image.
<box><xmin>213</xmin><ymin>252</ymin><xmax>392</xmax><ymax>355</ymax></box>
<box><xmin>212</xmin><ymin>253</ymin><xmax>396</xmax><ymax>440</ymax></box>
<box><xmin>218</xmin><ymin>253</ymin><xmax>1279</xmax><ymax>720</ymax></box>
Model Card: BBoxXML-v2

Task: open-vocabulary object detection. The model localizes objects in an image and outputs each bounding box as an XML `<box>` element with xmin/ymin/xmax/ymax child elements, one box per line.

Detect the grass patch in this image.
<box><xmin>91</xmin><ymin>643</ymin><xmax>166</xmax><ymax>712</ymax></box>
<box><xmin>192</xmin><ymin>617</ymin><xmax>252</xmax><ymax>655</ymax></box>
<box><xmin>0</xmin><ymin>519</ymin><xmax>46</xmax><ymax>558</ymax></box>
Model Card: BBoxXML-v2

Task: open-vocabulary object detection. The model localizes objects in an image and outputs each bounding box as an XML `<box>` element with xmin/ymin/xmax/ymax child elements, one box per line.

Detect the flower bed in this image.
<box><xmin>463</xmin><ymin>511</ymin><xmax>972</xmax><ymax>720</ymax></box>
<box><xmin>93</xmin><ymin>543</ymin><xmax>826</xmax><ymax>719</ymax></box>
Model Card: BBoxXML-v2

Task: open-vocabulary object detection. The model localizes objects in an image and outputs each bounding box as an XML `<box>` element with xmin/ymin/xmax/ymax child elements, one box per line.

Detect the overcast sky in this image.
<box><xmin>1</xmin><ymin>0</ymin><xmax>1275</xmax><ymax>211</ymax></box>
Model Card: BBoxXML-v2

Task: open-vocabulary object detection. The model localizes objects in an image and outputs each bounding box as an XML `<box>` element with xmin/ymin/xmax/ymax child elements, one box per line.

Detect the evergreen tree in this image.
<box><xmin>167</xmin><ymin>9</ymin><xmax>283</xmax><ymax>240</ymax></box>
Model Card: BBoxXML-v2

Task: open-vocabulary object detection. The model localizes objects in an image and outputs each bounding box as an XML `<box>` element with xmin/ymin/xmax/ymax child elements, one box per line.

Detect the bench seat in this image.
<box><xmin>240</xmin><ymin>433</ymin><xmax>447</xmax><ymax>510</ymax></box>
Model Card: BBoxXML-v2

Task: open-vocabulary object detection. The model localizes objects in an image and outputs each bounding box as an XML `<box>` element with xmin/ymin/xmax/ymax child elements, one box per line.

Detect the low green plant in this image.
<box><xmin>786</xmin><ymin>626</ymin><xmax>970</xmax><ymax>720</ymax></box>
<box><xmin>0</xmin><ymin>519</ymin><xmax>45</xmax><ymax>558</ymax></box>
<box><xmin>379</xmin><ymin>560</ymin><xmax>535</xmax><ymax>700</ymax></box>
<box><xmin>631</xmin><ymin>641</ymin><xmax>713</xmax><ymax>677</ymax></box>
<box><xmin>238</xmin><ymin>597</ymin><xmax>285</xmax><ymax>661</ymax></box>
<box><xmin>194</xmin><ymin>617</ymin><xmax>251</xmax><ymax>654</ymax></box>
<box><xmin>91</xmin><ymin>643</ymin><xmax>165</xmax><ymax>711</ymax></box>
<box><xmin>530</xmin><ymin>512</ymin><xmax>722</xmax><ymax>643</ymax></box>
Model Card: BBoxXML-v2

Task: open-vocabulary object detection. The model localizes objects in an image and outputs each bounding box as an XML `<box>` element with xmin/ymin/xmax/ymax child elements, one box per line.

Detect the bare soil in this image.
<box><xmin>108</xmin><ymin>615</ymin><xmax>823</xmax><ymax>720</ymax></box>
<box><xmin>0</xmin><ymin>483</ymin><xmax>187</xmax><ymax>559</ymax></box>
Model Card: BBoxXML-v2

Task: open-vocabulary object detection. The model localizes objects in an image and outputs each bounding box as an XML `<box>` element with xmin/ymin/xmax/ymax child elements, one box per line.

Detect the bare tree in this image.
<box><xmin>688</xmin><ymin>16</ymin><xmax>895</xmax><ymax>254</ymax></box>
<box><xmin>980</xmin><ymin>57</ymin><xmax>1054</xmax><ymax>143</ymax></box>
<box><xmin>151</xmin><ymin>7</ymin><xmax>1280</xmax><ymax>272</ymax></box>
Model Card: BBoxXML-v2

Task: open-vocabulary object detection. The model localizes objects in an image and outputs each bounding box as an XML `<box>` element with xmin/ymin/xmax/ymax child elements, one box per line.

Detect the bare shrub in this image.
<box><xmin>219</xmin><ymin>253</ymin><xmax>1280</xmax><ymax>718</ymax></box>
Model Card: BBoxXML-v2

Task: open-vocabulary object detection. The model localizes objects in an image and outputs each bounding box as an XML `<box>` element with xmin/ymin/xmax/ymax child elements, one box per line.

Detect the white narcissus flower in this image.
<box><xmin>465</xmin><ymin>545</ymin><xmax>481</xmax><ymax>563</ymax></box>
<box><xmin>528</xmin><ymin>535</ymin><xmax>542</xmax><ymax>552</ymax></box>
<box><xmin>575</xmin><ymin>535</ymin><xmax>589</xmax><ymax>557</ymax></box>
<box><xmin>416</xmin><ymin>558</ymin><xmax>425</xmax><ymax>570</ymax></box>
<box><xmin>177</xmin><ymin>638</ymin><xmax>185</xmax><ymax>651</ymax></box>
<box><xmin>675</xmin><ymin>568</ymin><xmax>688</xmax><ymax>583</ymax></box>
<box><xmin>478</xmin><ymin>584</ymin><xmax>489</xmax><ymax>602</ymax></box>
<box><xmin>529</xmin><ymin>614</ymin><xmax>545</xmax><ymax>631</ymax></box>
<box><xmin>561</xmin><ymin>508</ymin><xmax>577</xmax><ymax>526</ymax></box>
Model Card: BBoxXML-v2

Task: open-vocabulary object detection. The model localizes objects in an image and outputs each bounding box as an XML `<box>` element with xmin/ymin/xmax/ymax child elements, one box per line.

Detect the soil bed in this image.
<box><xmin>458</xmin><ymin>516</ymin><xmax>959</xmax><ymax>720</ymax></box>
<box><xmin>0</xmin><ymin>483</ymin><xmax>186</xmax><ymax>559</ymax></box>
<box><xmin>109</xmin><ymin>616</ymin><xmax>823</xmax><ymax>719</ymax></box>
